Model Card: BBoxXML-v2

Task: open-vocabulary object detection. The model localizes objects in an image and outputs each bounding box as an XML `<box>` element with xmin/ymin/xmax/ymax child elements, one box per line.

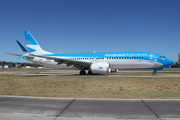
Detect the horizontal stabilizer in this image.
<box><xmin>5</xmin><ymin>52</ymin><xmax>22</xmax><ymax>57</ymax></box>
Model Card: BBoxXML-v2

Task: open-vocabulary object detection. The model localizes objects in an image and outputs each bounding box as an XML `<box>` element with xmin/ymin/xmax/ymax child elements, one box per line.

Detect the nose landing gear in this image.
<box><xmin>153</xmin><ymin>70</ymin><xmax>157</xmax><ymax>76</ymax></box>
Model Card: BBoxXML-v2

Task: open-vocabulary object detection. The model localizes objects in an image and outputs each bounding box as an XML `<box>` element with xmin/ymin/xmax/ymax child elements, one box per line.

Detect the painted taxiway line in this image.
<box><xmin>0</xmin><ymin>95</ymin><xmax>179</xmax><ymax>100</ymax></box>
<box><xmin>13</xmin><ymin>113</ymin><xmax>47</xmax><ymax>117</ymax></box>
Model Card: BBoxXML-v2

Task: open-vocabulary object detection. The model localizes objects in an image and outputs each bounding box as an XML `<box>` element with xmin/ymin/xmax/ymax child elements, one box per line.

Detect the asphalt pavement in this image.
<box><xmin>0</xmin><ymin>96</ymin><xmax>180</xmax><ymax>120</ymax></box>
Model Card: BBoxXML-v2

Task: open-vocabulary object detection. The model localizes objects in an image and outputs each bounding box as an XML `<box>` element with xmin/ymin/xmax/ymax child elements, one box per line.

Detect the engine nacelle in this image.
<box><xmin>90</xmin><ymin>62</ymin><xmax>111</xmax><ymax>74</ymax></box>
<box><xmin>111</xmin><ymin>69</ymin><xmax>118</xmax><ymax>72</ymax></box>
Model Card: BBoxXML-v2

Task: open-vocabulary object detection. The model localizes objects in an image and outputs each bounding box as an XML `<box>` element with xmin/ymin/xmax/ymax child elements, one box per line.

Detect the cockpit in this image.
<box><xmin>159</xmin><ymin>56</ymin><xmax>166</xmax><ymax>58</ymax></box>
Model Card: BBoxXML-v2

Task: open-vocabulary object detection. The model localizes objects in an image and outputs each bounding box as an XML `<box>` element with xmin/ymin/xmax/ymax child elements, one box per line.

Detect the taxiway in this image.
<box><xmin>0</xmin><ymin>96</ymin><xmax>180</xmax><ymax>120</ymax></box>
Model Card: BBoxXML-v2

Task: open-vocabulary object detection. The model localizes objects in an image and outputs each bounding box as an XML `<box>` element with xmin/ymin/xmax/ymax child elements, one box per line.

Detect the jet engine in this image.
<box><xmin>90</xmin><ymin>62</ymin><xmax>111</xmax><ymax>74</ymax></box>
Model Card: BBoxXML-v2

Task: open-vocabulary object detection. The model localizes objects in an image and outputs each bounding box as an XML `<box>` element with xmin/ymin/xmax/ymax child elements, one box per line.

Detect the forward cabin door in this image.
<box><xmin>149</xmin><ymin>54</ymin><xmax>154</xmax><ymax>62</ymax></box>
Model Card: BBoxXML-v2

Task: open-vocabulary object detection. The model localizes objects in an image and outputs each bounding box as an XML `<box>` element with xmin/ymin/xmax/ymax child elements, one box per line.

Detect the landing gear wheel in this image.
<box><xmin>88</xmin><ymin>70</ymin><xmax>93</xmax><ymax>75</ymax></box>
<box><xmin>153</xmin><ymin>71</ymin><xmax>157</xmax><ymax>76</ymax></box>
<box><xmin>80</xmin><ymin>70</ymin><xmax>86</xmax><ymax>75</ymax></box>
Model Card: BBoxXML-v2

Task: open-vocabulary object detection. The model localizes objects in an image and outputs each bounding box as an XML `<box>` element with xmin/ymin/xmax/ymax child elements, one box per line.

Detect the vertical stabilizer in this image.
<box><xmin>24</xmin><ymin>30</ymin><xmax>52</xmax><ymax>55</ymax></box>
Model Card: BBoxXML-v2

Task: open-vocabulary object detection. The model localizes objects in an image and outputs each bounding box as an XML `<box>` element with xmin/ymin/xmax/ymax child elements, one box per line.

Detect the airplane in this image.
<box><xmin>6</xmin><ymin>30</ymin><xmax>174</xmax><ymax>75</ymax></box>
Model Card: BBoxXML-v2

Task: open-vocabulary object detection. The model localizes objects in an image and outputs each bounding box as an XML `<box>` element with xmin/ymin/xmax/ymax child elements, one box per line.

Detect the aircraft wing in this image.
<box><xmin>5</xmin><ymin>52</ymin><xmax>22</xmax><ymax>57</ymax></box>
<box><xmin>29</xmin><ymin>54</ymin><xmax>91</xmax><ymax>68</ymax></box>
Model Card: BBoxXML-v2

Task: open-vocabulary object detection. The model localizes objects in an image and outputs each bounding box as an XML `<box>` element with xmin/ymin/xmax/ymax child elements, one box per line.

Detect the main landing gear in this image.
<box><xmin>79</xmin><ymin>70</ymin><xmax>93</xmax><ymax>75</ymax></box>
<box><xmin>88</xmin><ymin>70</ymin><xmax>93</xmax><ymax>75</ymax></box>
<box><xmin>80</xmin><ymin>70</ymin><xmax>86</xmax><ymax>75</ymax></box>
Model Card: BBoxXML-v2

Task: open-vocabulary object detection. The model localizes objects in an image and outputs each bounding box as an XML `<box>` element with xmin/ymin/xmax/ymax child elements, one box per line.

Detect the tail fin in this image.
<box><xmin>24</xmin><ymin>30</ymin><xmax>52</xmax><ymax>55</ymax></box>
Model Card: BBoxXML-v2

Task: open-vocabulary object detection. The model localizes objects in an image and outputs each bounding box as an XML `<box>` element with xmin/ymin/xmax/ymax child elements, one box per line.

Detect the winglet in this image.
<box><xmin>17</xmin><ymin>54</ymin><xmax>28</xmax><ymax>59</ymax></box>
<box><xmin>16</xmin><ymin>40</ymin><xmax>28</xmax><ymax>53</ymax></box>
<box><xmin>16</xmin><ymin>40</ymin><xmax>29</xmax><ymax>59</ymax></box>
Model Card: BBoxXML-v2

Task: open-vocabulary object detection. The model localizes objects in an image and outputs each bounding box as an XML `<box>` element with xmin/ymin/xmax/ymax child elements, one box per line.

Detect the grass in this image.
<box><xmin>0</xmin><ymin>68</ymin><xmax>50</xmax><ymax>72</ymax></box>
<box><xmin>0</xmin><ymin>74</ymin><xmax>180</xmax><ymax>98</ymax></box>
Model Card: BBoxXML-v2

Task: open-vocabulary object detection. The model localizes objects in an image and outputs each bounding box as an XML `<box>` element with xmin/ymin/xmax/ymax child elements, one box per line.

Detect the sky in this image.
<box><xmin>0</xmin><ymin>0</ymin><xmax>180</xmax><ymax>63</ymax></box>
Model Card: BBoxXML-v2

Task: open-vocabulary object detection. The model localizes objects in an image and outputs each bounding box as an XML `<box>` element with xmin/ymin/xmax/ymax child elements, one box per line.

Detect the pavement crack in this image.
<box><xmin>0</xmin><ymin>97</ymin><xmax>13</xmax><ymax>103</ymax></box>
<box><xmin>53</xmin><ymin>98</ymin><xmax>75</xmax><ymax>120</ymax></box>
<box><xmin>141</xmin><ymin>99</ymin><xmax>161</xmax><ymax>120</ymax></box>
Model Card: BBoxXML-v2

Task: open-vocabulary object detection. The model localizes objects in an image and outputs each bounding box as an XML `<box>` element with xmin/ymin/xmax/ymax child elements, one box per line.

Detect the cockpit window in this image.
<box><xmin>159</xmin><ymin>56</ymin><xmax>166</xmax><ymax>58</ymax></box>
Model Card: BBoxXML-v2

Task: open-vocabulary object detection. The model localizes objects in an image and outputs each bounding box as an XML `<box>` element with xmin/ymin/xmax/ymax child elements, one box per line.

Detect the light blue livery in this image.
<box><xmin>6</xmin><ymin>30</ymin><xmax>174</xmax><ymax>75</ymax></box>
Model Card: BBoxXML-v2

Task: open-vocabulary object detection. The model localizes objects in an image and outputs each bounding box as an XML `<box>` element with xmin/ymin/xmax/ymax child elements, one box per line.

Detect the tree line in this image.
<box><xmin>0</xmin><ymin>61</ymin><xmax>43</xmax><ymax>68</ymax></box>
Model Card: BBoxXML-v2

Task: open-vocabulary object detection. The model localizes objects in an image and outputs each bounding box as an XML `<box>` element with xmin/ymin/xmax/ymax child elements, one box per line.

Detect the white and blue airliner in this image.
<box><xmin>6</xmin><ymin>30</ymin><xmax>174</xmax><ymax>75</ymax></box>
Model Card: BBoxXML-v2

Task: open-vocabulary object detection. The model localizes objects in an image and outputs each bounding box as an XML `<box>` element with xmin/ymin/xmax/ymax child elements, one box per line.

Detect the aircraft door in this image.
<box><xmin>149</xmin><ymin>54</ymin><xmax>154</xmax><ymax>62</ymax></box>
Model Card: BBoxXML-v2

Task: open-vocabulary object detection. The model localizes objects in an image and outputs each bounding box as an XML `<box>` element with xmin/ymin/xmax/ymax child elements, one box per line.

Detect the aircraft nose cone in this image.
<box><xmin>167</xmin><ymin>59</ymin><xmax>174</xmax><ymax>66</ymax></box>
